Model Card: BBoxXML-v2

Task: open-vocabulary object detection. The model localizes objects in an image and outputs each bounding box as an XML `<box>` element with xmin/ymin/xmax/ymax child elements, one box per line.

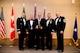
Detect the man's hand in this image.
<box><xmin>51</xmin><ymin>32</ymin><xmax>54</xmax><ymax>35</ymax></box>
<box><xmin>18</xmin><ymin>31</ymin><xmax>21</xmax><ymax>34</ymax></box>
<box><xmin>36</xmin><ymin>25</ymin><xmax>38</xmax><ymax>29</ymax></box>
<box><xmin>26</xmin><ymin>32</ymin><xmax>29</xmax><ymax>34</ymax></box>
<box><xmin>40</xmin><ymin>26</ymin><xmax>43</xmax><ymax>29</ymax></box>
<box><xmin>60</xmin><ymin>31</ymin><xmax>64</xmax><ymax>34</ymax></box>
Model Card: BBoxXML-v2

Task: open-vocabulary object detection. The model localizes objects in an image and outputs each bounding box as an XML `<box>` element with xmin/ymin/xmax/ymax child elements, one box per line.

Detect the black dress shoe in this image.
<box><xmin>56</xmin><ymin>48</ymin><xmax>59</xmax><ymax>50</ymax></box>
<box><xmin>49</xmin><ymin>48</ymin><xmax>52</xmax><ymax>50</ymax></box>
<box><xmin>61</xmin><ymin>50</ymin><xmax>64</xmax><ymax>52</ymax></box>
<box><xmin>46</xmin><ymin>47</ymin><xmax>48</xmax><ymax>49</ymax></box>
<box><xmin>19</xmin><ymin>48</ymin><xmax>24</xmax><ymax>51</ymax></box>
<box><xmin>58</xmin><ymin>50</ymin><xmax>64</xmax><ymax>52</ymax></box>
<box><xmin>42</xmin><ymin>48</ymin><xmax>45</xmax><ymax>50</ymax></box>
<box><xmin>45</xmin><ymin>47</ymin><xmax>49</xmax><ymax>49</ymax></box>
<box><xmin>35</xmin><ymin>48</ymin><xmax>38</xmax><ymax>50</ymax></box>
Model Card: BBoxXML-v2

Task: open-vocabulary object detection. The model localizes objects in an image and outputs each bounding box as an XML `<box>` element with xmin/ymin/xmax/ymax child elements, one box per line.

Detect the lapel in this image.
<box><xmin>20</xmin><ymin>18</ymin><xmax>24</xmax><ymax>24</ymax></box>
<box><xmin>38</xmin><ymin>18</ymin><xmax>41</xmax><ymax>25</ymax></box>
<box><xmin>47</xmin><ymin>19</ymin><xmax>50</xmax><ymax>26</ymax></box>
<box><xmin>49</xmin><ymin>19</ymin><xmax>52</xmax><ymax>25</ymax></box>
<box><xmin>20</xmin><ymin>17</ymin><xmax>23</xmax><ymax>22</ymax></box>
<box><xmin>29</xmin><ymin>20</ymin><xmax>30</xmax><ymax>26</ymax></box>
<box><xmin>36</xmin><ymin>19</ymin><xmax>38</xmax><ymax>24</ymax></box>
<box><xmin>23</xmin><ymin>18</ymin><xmax>27</xmax><ymax>26</ymax></box>
<box><xmin>29</xmin><ymin>20</ymin><xmax>34</xmax><ymax>27</ymax></box>
<box><xmin>58</xmin><ymin>16</ymin><xmax>61</xmax><ymax>23</ymax></box>
<box><xmin>55</xmin><ymin>17</ymin><xmax>58</xmax><ymax>21</ymax></box>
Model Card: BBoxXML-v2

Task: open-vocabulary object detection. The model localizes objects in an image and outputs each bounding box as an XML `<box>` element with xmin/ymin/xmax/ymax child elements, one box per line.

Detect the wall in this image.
<box><xmin>0</xmin><ymin>0</ymin><xmax>80</xmax><ymax>39</ymax></box>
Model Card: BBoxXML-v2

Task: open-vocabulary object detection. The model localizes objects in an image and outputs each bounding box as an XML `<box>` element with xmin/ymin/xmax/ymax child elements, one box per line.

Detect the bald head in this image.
<box><xmin>38</xmin><ymin>12</ymin><xmax>42</xmax><ymax>19</ymax></box>
<box><xmin>47</xmin><ymin>13</ymin><xmax>51</xmax><ymax>19</ymax></box>
<box><xmin>56</xmin><ymin>11</ymin><xmax>60</xmax><ymax>17</ymax></box>
<box><xmin>22</xmin><ymin>13</ymin><xmax>26</xmax><ymax>18</ymax></box>
<box><xmin>30</xmin><ymin>14</ymin><xmax>34</xmax><ymax>20</ymax></box>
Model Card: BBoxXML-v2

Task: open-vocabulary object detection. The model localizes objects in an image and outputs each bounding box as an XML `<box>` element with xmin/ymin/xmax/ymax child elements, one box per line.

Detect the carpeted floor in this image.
<box><xmin>0</xmin><ymin>45</ymin><xmax>80</xmax><ymax>53</ymax></box>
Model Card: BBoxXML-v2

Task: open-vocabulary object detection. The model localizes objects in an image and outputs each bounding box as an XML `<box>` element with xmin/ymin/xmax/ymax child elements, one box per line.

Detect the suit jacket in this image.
<box><xmin>35</xmin><ymin>18</ymin><xmax>46</xmax><ymax>30</ymax></box>
<box><xmin>55</xmin><ymin>16</ymin><xmax>66</xmax><ymax>31</ymax></box>
<box><xmin>16</xmin><ymin>17</ymin><xmax>27</xmax><ymax>32</ymax></box>
<box><xmin>27</xmin><ymin>20</ymin><xmax>36</xmax><ymax>31</ymax></box>
<box><xmin>46</xmin><ymin>18</ymin><xmax>55</xmax><ymax>32</ymax></box>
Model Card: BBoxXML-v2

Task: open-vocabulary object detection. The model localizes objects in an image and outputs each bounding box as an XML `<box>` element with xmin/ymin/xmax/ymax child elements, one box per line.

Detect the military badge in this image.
<box><xmin>50</xmin><ymin>20</ymin><xmax>52</xmax><ymax>24</ymax></box>
<box><xmin>59</xmin><ymin>19</ymin><xmax>61</xmax><ymax>22</ymax></box>
<box><xmin>20</xmin><ymin>19</ymin><xmax>22</xmax><ymax>21</ymax></box>
<box><xmin>20</xmin><ymin>23</ymin><xmax>22</xmax><ymax>25</ymax></box>
<box><xmin>63</xmin><ymin>19</ymin><xmax>66</xmax><ymax>23</ymax></box>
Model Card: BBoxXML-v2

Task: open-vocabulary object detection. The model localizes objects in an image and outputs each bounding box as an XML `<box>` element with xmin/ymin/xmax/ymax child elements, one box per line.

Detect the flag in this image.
<box><xmin>73</xmin><ymin>18</ymin><xmax>78</xmax><ymax>46</ymax></box>
<box><xmin>22</xmin><ymin>7</ymin><xmax>26</xmax><ymax>18</ymax></box>
<box><xmin>34</xmin><ymin>4</ymin><xmax>37</xmax><ymax>19</ymax></box>
<box><xmin>43</xmin><ymin>7</ymin><xmax>46</xmax><ymax>18</ymax></box>
<box><xmin>0</xmin><ymin>7</ymin><xmax>6</xmax><ymax>39</ymax></box>
<box><xmin>10</xmin><ymin>7</ymin><xmax>15</xmax><ymax>41</ymax></box>
<box><xmin>22</xmin><ymin>7</ymin><xmax>26</xmax><ymax>13</ymax></box>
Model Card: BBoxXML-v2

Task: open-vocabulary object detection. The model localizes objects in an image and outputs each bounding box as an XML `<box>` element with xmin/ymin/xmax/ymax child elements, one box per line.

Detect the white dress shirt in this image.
<box><xmin>23</xmin><ymin>19</ymin><xmax>26</xmax><ymax>26</ymax></box>
<box><xmin>46</xmin><ymin>19</ymin><xmax>50</xmax><ymax>27</ymax></box>
<box><xmin>38</xmin><ymin>19</ymin><xmax>41</xmax><ymax>26</ymax></box>
<box><xmin>30</xmin><ymin>20</ymin><xmax>33</xmax><ymax>29</ymax></box>
<box><xmin>55</xmin><ymin>17</ymin><xmax>59</xmax><ymax>25</ymax></box>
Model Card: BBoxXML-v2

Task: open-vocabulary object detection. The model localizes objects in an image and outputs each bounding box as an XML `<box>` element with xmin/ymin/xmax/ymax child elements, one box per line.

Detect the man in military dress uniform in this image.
<box><xmin>27</xmin><ymin>14</ymin><xmax>36</xmax><ymax>49</ymax></box>
<box><xmin>16</xmin><ymin>13</ymin><xmax>28</xmax><ymax>50</ymax></box>
<box><xmin>35</xmin><ymin>12</ymin><xmax>46</xmax><ymax>50</ymax></box>
<box><xmin>46</xmin><ymin>13</ymin><xmax>55</xmax><ymax>50</ymax></box>
<box><xmin>55</xmin><ymin>12</ymin><xmax>66</xmax><ymax>52</ymax></box>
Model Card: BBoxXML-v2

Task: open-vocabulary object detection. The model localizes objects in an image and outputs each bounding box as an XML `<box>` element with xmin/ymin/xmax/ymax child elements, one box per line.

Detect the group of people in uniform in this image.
<box><xmin>16</xmin><ymin>11</ymin><xmax>66</xmax><ymax>52</ymax></box>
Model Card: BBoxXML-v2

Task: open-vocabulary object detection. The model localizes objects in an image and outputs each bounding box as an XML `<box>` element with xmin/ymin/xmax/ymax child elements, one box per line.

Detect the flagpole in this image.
<box><xmin>43</xmin><ymin>6</ymin><xmax>46</xmax><ymax>18</ymax></box>
<box><xmin>9</xmin><ymin>3</ymin><xmax>14</xmax><ymax>47</ymax></box>
<box><xmin>0</xmin><ymin>37</ymin><xmax>2</xmax><ymax>47</ymax></box>
<box><xmin>72</xmin><ymin>0</ymin><xmax>75</xmax><ymax>4</ymax></box>
<box><xmin>75</xmin><ymin>13</ymin><xmax>78</xmax><ymax>46</ymax></box>
<box><xmin>34</xmin><ymin>3</ymin><xmax>37</xmax><ymax>19</ymax></box>
<box><xmin>44</xmin><ymin>6</ymin><xmax>46</xmax><ymax>10</ymax></box>
<box><xmin>0</xmin><ymin>6</ymin><xmax>3</xmax><ymax>48</ymax></box>
<box><xmin>23</xmin><ymin>3</ymin><xmax>25</xmax><ymax>7</ymax></box>
<box><xmin>75</xmin><ymin>13</ymin><xmax>77</xmax><ymax>18</ymax></box>
<box><xmin>10</xmin><ymin>40</ymin><xmax>13</xmax><ymax>47</ymax></box>
<box><xmin>0</xmin><ymin>6</ymin><xmax>6</xmax><ymax>47</ymax></box>
<box><xmin>72</xmin><ymin>13</ymin><xmax>78</xmax><ymax>47</ymax></box>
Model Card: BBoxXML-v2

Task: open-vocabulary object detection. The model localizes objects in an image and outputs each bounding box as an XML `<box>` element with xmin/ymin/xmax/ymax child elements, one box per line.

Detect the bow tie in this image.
<box><xmin>30</xmin><ymin>19</ymin><xmax>33</xmax><ymax>20</ymax></box>
<box><xmin>48</xmin><ymin>19</ymin><xmax>51</xmax><ymax>20</ymax></box>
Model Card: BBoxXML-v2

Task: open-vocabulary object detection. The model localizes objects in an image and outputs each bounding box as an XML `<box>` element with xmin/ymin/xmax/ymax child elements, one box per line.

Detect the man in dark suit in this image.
<box><xmin>55</xmin><ymin>12</ymin><xmax>66</xmax><ymax>52</ymax></box>
<box><xmin>35</xmin><ymin>12</ymin><xmax>46</xmax><ymax>50</ymax></box>
<box><xmin>46</xmin><ymin>13</ymin><xmax>55</xmax><ymax>50</ymax></box>
<box><xmin>27</xmin><ymin>14</ymin><xmax>36</xmax><ymax>49</ymax></box>
<box><xmin>16</xmin><ymin>13</ymin><xmax>28</xmax><ymax>51</ymax></box>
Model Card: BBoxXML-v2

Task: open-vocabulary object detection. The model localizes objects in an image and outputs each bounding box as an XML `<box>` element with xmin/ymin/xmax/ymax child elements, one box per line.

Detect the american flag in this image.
<box><xmin>0</xmin><ymin>7</ymin><xmax>6</xmax><ymax>38</ymax></box>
